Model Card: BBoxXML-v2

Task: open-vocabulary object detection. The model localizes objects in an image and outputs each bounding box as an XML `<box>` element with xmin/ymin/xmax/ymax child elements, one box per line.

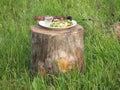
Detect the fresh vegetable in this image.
<box><xmin>49</xmin><ymin>20</ymin><xmax>72</xmax><ymax>27</ymax></box>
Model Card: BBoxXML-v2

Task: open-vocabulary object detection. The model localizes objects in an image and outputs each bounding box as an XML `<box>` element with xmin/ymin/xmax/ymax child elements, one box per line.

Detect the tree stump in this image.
<box><xmin>30</xmin><ymin>24</ymin><xmax>85</xmax><ymax>75</ymax></box>
<box><xmin>113</xmin><ymin>22</ymin><xmax>120</xmax><ymax>43</ymax></box>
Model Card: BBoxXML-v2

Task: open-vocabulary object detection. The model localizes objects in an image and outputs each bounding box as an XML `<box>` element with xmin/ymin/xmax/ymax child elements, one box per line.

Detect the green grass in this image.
<box><xmin>0</xmin><ymin>0</ymin><xmax>120</xmax><ymax>90</ymax></box>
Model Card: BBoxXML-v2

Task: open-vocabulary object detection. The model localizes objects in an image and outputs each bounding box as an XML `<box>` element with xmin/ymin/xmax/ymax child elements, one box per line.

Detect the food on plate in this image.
<box><xmin>34</xmin><ymin>16</ymin><xmax>44</xmax><ymax>21</ymax></box>
<box><xmin>34</xmin><ymin>15</ymin><xmax>74</xmax><ymax>28</ymax></box>
<box><xmin>49</xmin><ymin>20</ymin><xmax>72</xmax><ymax>27</ymax></box>
<box><xmin>44</xmin><ymin>16</ymin><xmax>53</xmax><ymax>22</ymax></box>
<box><xmin>66</xmin><ymin>16</ymin><xmax>72</xmax><ymax>21</ymax></box>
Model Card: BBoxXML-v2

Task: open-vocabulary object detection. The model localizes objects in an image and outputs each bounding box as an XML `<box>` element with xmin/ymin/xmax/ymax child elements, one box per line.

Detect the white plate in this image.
<box><xmin>38</xmin><ymin>20</ymin><xmax>77</xmax><ymax>30</ymax></box>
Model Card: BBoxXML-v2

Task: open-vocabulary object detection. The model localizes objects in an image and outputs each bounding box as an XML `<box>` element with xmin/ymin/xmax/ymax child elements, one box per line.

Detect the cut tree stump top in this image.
<box><xmin>31</xmin><ymin>24</ymin><xmax>84</xmax><ymax>36</ymax></box>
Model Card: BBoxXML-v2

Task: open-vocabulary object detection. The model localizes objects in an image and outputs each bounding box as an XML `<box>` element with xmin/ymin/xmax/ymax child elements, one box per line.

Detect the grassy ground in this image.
<box><xmin>0</xmin><ymin>0</ymin><xmax>120</xmax><ymax>90</ymax></box>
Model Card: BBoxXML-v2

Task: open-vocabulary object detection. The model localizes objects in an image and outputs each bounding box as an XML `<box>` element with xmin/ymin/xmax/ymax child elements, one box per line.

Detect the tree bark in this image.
<box><xmin>113</xmin><ymin>22</ymin><xmax>120</xmax><ymax>43</ymax></box>
<box><xmin>30</xmin><ymin>24</ymin><xmax>85</xmax><ymax>75</ymax></box>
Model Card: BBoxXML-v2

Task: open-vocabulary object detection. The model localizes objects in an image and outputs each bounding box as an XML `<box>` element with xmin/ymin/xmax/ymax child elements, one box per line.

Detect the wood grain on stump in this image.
<box><xmin>30</xmin><ymin>24</ymin><xmax>85</xmax><ymax>75</ymax></box>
